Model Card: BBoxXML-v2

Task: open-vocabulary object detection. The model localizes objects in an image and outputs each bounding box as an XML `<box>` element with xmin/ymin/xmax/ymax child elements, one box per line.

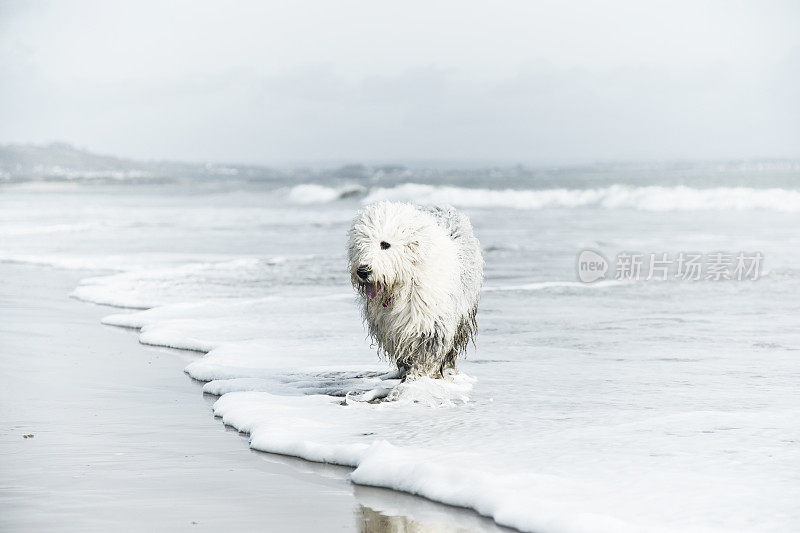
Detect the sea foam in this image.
<box><xmin>74</xmin><ymin>259</ymin><xmax>800</xmax><ymax>533</ymax></box>
<box><xmin>366</xmin><ymin>184</ymin><xmax>800</xmax><ymax>211</ymax></box>
<box><xmin>19</xmin><ymin>230</ymin><xmax>794</xmax><ymax>533</ymax></box>
<box><xmin>284</xmin><ymin>182</ymin><xmax>800</xmax><ymax>211</ymax></box>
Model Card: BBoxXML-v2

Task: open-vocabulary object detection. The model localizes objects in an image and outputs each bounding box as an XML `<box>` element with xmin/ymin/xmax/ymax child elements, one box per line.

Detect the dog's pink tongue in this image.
<box><xmin>365</xmin><ymin>283</ymin><xmax>378</xmax><ymax>300</ymax></box>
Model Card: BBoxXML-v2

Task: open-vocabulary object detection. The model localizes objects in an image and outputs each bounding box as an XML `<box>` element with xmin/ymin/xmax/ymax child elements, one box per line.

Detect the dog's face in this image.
<box><xmin>347</xmin><ymin>202</ymin><xmax>430</xmax><ymax>303</ymax></box>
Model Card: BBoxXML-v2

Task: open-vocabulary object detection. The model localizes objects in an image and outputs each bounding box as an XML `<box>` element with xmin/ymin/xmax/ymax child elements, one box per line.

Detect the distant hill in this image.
<box><xmin>0</xmin><ymin>143</ymin><xmax>416</xmax><ymax>185</ymax></box>
<box><xmin>0</xmin><ymin>143</ymin><xmax>142</xmax><ymax>173</ymax></box>
<box><xmin>0</xmin><ymin>142</ymin><xmax>285</xmax><ymax>182</ymax></box>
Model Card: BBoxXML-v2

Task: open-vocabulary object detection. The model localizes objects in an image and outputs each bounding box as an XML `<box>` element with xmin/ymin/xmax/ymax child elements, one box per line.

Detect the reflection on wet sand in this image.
<box><xmin>359</xmin><ymin>505</ymin><xmax>456</xmax><ymax>533</ymax></box>
<box><xmin>354</xmin><ymin>485</ymin><xmax>518</xmax><ymax>533</ymax></box>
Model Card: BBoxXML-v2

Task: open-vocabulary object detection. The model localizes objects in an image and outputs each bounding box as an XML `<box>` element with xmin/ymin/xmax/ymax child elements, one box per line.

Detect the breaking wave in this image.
<box><xmin>287</xmin><ymin>183</ymin><xmax>366</xmax><ymax>204</ymax></box>
<box><xmin>288</xmin><ymin>183</ymin><xmax>800</xmax><ymax>211</ymax></box>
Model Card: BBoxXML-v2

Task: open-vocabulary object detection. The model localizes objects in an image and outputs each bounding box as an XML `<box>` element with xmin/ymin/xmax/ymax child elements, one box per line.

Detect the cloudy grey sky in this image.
<box><xmin>1</xmin><ymin>0</ymin><xmax>798</xmax><ymax>165</ymax></box>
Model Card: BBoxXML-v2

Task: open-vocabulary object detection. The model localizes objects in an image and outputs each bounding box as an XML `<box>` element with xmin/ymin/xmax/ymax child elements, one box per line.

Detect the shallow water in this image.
<box><xmin>2</xmin><ymin>169</ymin><xmax>799</xmax><ymax>532</ymax></box>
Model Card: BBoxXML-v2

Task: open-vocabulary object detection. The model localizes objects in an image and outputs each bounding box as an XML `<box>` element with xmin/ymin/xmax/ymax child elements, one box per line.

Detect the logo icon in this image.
<box><xmin>577</xmin><ymin>250</ymin><xmax>608</xmax><ymax>283</ymax></box>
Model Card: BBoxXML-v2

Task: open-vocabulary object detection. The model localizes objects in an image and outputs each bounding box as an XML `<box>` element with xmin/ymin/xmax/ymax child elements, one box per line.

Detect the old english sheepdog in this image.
<box><xmin>347</xmin><ymin>201</ymin><xmax>483</xmax><ymax>379</ymax></box>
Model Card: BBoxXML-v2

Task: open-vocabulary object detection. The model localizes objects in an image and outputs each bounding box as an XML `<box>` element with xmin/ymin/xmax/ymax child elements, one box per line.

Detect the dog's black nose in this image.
<box><xmin>357</xmin><ymin>264</ymin><xmax>371</xmax><ymax>280</ymax></box>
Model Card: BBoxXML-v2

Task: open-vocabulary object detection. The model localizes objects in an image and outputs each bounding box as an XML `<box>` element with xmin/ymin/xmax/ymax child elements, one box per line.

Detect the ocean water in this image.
<box><xmin>2</xmin><ymin>165</ymin><xmax>799</xmax><ymax>533</ymax></box>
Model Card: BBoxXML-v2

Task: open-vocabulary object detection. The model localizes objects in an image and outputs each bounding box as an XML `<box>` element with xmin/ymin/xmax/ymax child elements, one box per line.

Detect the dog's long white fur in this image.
<box><xmin>347</xmin><ymin>201</ymin><xmax>483</xmax><ymax>379</ymax></box>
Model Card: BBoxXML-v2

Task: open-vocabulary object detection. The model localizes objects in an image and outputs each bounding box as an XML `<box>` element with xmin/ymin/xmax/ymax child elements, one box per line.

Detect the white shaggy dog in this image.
<box><xmin>347</xmin><ymin>201</ymin><xmax>483</xmax><ymax>379</ymax></box>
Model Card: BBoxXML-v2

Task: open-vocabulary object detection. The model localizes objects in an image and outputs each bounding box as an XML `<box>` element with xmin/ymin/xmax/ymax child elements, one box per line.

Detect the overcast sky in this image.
<box><xmin>1</xmin><ymin>0</ymin><xmax>798</xmax><ymax>165</ymax></box>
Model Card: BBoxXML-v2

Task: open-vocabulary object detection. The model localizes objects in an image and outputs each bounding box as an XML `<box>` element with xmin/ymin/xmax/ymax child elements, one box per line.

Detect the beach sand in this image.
<box><xmin>0</xmin><ymin>263</ymin><xmax>513</xmax><ymax>532</ymax></box>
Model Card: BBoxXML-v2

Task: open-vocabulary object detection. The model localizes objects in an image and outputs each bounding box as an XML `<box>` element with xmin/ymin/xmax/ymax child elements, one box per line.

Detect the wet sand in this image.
<box><xmin>0</xmin><ymin>264</ymin><xmax>513</xmax><ymax>532</ymax></box>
